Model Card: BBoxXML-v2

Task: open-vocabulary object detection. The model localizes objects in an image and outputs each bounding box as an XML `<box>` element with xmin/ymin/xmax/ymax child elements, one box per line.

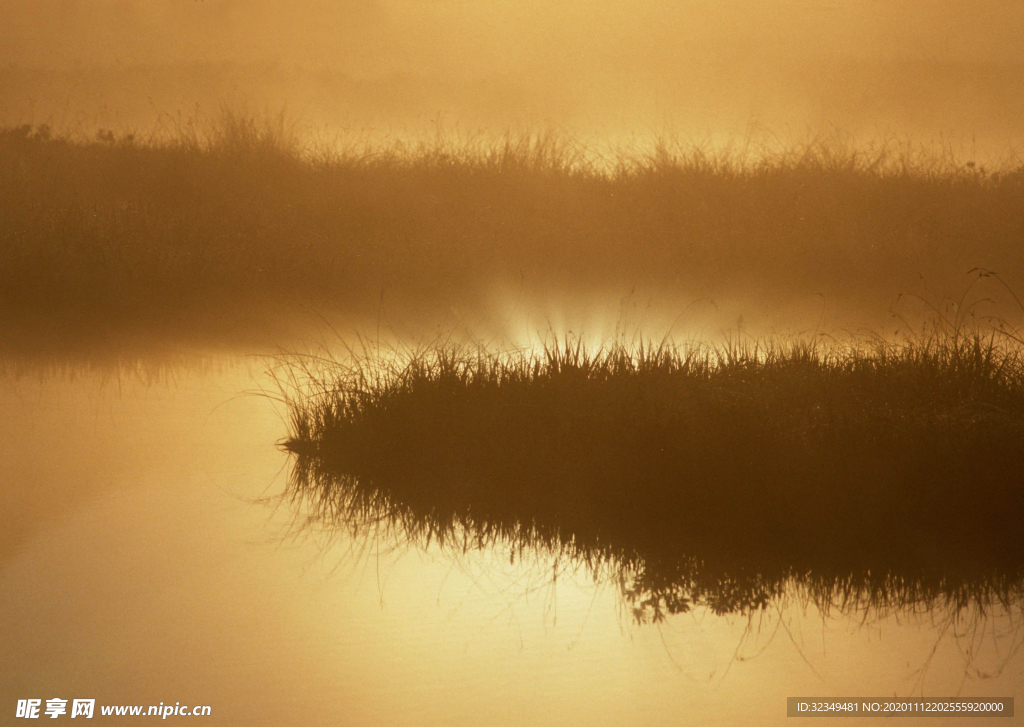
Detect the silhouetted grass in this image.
<box><xmin>3</xmin><ymin>115</ymin><xmax>1024</xmax><ymax>350</ymax></box>
<box><xmin>281</xmin><ymin>326</ymin><xmax>1024</xmax><ymax>622</ymax></box>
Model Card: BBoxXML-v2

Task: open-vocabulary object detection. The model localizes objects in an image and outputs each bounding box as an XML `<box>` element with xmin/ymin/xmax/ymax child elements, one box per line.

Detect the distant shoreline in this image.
<box><xmin>2</xmin><ymin>115</ymin><xmax>1023</xmax><ymax>355</ymax></box>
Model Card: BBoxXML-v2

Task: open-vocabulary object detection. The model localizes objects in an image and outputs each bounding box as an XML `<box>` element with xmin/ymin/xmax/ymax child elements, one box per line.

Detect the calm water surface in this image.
<box><xmin>1</xmin><ymin>357</ymin><xmax>1021</xmax><ymax>725</ymax></box>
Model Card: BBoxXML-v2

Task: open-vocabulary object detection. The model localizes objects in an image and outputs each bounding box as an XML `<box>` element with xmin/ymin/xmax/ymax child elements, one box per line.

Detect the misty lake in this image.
<box><xmin>2</xmin><ymin>353</ymin><xmax>1021</xmax><ymax>726</ymax></box>
<box><xmin>5</xmin><ymin>0</ymin><xmax>1024</xmax><ymax>721</ymax></box>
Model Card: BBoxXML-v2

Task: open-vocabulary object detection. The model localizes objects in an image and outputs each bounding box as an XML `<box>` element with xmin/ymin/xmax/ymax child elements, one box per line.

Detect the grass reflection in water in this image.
<box><xmin>280</xmin><ymin>328</ymin><xmax>1024</xmax><ymax>624</ymax></box>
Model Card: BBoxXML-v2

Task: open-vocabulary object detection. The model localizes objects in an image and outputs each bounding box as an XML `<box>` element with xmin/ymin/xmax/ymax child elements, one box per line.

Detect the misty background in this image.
<box><xmin>2</xmin><ymin>0</ymin><xmax>1023</xmax><ymax>156</ymax></box>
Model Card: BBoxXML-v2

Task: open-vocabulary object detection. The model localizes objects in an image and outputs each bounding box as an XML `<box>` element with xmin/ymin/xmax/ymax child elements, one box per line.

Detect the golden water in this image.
<box><xmin>1</xmin><ymin>359</ymin><xmax>1020</xmax><ymax>725</ymax></box>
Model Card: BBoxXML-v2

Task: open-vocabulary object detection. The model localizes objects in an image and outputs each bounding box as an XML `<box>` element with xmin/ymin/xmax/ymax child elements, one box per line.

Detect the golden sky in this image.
<box><xmin>2</xmin><ymin>1</ymin><xmax>1022</xmax><ymax>145</ymax></box>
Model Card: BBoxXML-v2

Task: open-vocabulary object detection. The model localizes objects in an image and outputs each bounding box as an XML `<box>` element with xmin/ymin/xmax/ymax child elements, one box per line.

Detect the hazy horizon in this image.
<box><xmin>3</xmin><ymin>1</ymin><xmax>1024</xmax><ymax>158</ymax></box>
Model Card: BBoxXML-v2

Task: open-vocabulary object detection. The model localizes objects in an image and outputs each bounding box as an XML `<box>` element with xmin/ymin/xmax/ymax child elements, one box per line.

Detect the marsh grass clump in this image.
<box><xmin>282</xmin><ymin>328</ymin><xmax>1024</xmax><ymax>621</ymax></box>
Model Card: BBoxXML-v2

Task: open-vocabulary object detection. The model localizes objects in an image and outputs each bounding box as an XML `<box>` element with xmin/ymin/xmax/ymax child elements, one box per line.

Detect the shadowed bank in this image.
<box><xmin>281</xmin><ymin>326</ymin><xmax>1024</xmax><ymax>623</ymax></box>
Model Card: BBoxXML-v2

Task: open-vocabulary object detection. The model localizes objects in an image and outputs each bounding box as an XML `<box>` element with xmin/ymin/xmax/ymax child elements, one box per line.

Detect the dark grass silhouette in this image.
<box><xmin>281</xmin><ymin>326</ymin><xmax>1024</xmax><ymax>622</ymax></box>
<box><xmin>3</xmin><ymin>115</ymin><xmax>1024</xmax><ymax>351</ymax></box>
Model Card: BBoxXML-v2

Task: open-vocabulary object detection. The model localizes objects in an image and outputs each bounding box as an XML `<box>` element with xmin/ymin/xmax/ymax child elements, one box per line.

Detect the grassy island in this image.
<box><xmin>282</xmin><ymin>328</ymin><xmax>1024</xmax><ymax>620</ymax></box>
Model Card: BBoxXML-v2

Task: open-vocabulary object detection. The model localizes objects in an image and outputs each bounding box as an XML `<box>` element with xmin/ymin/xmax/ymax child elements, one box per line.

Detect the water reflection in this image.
<box><xmin>284</xmin><ymin>452</ymin><xmax>1024</xmax><ymax>628</ymax></box>
<box><xmin>3</xmin><ymin>356</ymin><xmax>1022</xmax><ymax>725</ymax></box>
